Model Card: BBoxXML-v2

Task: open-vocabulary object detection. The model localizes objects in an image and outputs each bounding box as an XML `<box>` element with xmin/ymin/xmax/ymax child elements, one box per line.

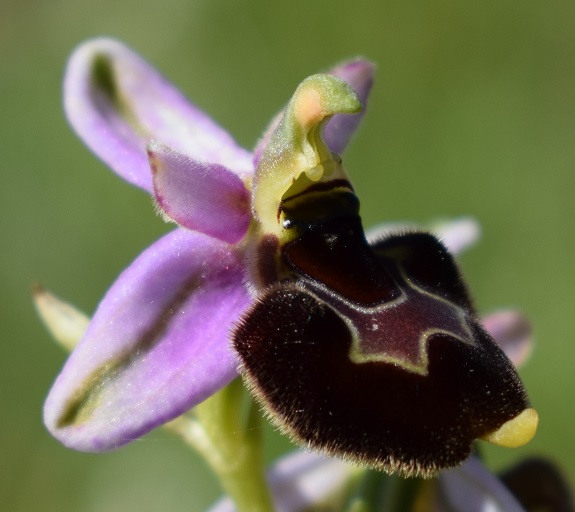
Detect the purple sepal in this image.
<box><xmin>64</xmin><ymin>38</ymin><xmax>253</xmax><ymax>192</ymax></box>
<box><xmin>44</xmin><ymin>229</ymin><xmax>249</xmax><ymax>451</ymax></box>
<box><xmin>149</xmin><ymin>142</ymin><xmax>251</xmax><ymax>244</ymax></box>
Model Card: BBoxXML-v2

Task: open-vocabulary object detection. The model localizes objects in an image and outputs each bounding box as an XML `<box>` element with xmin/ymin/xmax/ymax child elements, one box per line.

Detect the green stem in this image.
<box><xmin>166</xmin><ymin>379</ymin><xmax>273</xmax><ymax>512</ymax></box>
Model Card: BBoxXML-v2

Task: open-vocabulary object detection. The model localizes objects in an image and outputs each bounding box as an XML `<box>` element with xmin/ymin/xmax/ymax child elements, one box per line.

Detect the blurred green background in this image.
<box><xmin>2</xmin><ymin>0</ymin><xmax>574</xmax><ymax>510</ymax></box>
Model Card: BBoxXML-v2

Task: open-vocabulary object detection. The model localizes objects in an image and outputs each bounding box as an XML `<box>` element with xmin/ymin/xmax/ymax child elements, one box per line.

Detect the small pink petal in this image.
<box><xmin>149</xmin><ymin>142</ymin><xmax>251</xmax><ymax>244</ymax></box>
<box><xmin>64</xmin><ymin>38</ymin><xmax>253</xmax><ymax>192</ymax></box>
<box><xmin>482</xmin><ymin>310</ymin><xmax>533</xmax><ymax>368</ymax></box>
<box><xmin>44</xmin><ymin>229</ymin><xmax>249</xmax><ymax>451</ymax></box>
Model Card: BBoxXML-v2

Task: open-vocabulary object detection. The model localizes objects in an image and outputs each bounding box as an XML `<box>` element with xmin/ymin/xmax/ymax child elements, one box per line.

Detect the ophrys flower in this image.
<box><xmin>43</xmin><ymin>38</ymin><xmax>537</xmax><ymax>478</ymax></box>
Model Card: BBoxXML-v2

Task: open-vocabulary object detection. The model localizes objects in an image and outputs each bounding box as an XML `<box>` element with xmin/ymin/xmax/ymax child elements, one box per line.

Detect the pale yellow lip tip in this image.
<box><xmin>480</xmin><ymin>407</ymin><xmax>539</xmax><ymax>448</ymax></box>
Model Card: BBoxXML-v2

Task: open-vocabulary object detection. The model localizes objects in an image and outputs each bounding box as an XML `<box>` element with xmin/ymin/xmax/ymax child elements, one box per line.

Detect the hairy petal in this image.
<box><xmin>149</xmin><ymin>142</ymin><xmax>251</xmax><ymax>244</ymax></box>
<box><xmin>64</xmin><ymin>38</ymin><xmax>252</xmax><ymax>191</ymax></box>
<box><xmin>44</xmin><ymin>229</ymin><xmax>249</xmax><ymax>451</ymax></box>
<box><xmin>482</xmin><ymin>310</ymin><xmax>533</xmax><ymax>368</ymax></box>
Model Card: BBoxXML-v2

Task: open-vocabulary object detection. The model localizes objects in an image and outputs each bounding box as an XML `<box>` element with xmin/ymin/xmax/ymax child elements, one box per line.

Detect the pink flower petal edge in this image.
<box><xmin>149</xmin><ymin>141</ymin><xmax>251</xmax><ymax>244</ymax></box>
<box><xmin>44</xmin><ymin>229</ymin><xmax>250</xmax><ymax>451</ymax></box>
<box><xmin>64</xmin><ymin>38</ymin><xmax>253</xmax><ymax>192</ymax></box>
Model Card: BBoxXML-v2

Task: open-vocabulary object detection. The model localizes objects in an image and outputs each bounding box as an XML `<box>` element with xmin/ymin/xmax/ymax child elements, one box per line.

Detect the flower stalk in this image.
<box><xmin>167</xmin><ymin>380</ymin><xmax>273</xmax><ymax>512</ymax></box>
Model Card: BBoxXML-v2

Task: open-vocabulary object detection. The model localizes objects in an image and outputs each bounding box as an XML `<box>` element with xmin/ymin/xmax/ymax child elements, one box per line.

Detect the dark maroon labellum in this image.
<box><xmin>234</xmin><ymin>191</ymin><xmax>530</xmax><ymax>477</ymax></box>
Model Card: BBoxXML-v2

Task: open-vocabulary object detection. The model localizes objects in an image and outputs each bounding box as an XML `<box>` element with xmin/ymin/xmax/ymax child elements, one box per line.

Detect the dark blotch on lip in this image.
<box><xmin>233</xmin><ymin>282</ymin><xmax>529</xmax><ymax>477</ymax></box>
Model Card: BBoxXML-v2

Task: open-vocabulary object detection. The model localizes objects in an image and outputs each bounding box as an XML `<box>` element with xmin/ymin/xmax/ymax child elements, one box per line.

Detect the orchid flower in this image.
<box><xmin>43</xmin><ymin>38</ymin><xmax>538</xmax><ymax>484</ymax></box>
